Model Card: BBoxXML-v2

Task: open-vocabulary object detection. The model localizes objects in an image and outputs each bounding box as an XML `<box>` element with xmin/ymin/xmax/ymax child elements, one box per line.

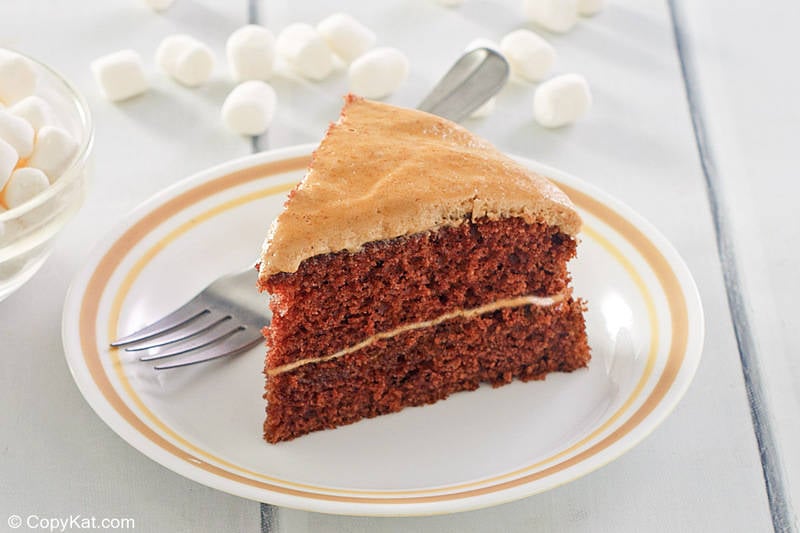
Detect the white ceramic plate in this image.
<box><xmin>62</xmin><ymin>145</ymin><xmax>703</xmax><ymax>516</ymax></box>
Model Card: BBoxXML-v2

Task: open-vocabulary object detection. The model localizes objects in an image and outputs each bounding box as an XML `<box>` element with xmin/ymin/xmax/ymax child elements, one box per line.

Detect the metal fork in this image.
<box><xmin>110</xmin><ymin>47</ymin><xmax>509</xmax><ymax>369</ymax></box>
<box><xmin>110</xmin><ymin>268</ymin><xmax>266</xmax><ymax>369</ymax></box>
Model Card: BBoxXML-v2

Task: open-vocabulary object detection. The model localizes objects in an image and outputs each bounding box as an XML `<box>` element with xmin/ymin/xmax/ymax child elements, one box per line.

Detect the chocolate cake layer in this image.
<box><xmin>261</xmin><ymin>217</ymin><xmax>577</xmax><ymax>368</ymax></box>
<box><xmin>263</xmin><ymin>297</ymin><xmax>589</xmax><ymax>443</ymax></box>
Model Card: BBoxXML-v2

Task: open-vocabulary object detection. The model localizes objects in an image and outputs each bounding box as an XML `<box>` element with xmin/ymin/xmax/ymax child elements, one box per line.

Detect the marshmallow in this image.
<box><xmin>27</xmin><ymin>126</ymin><xmax>79</xmax><ymax>182</ymax></box>
<box><xmin>0</xmin><ymin>50</ymin><xmax>37</xmax><ymax>106</ymax></box>
<box><xmin>470</xmin><ymin>97</ymin><xmax>496</xmax><ymax>118</ymax></box>
<box><xmin>156</xmin><ymin>34</ymin><xmax>215</xmax><ymax>87</ymax></box>
<box><xmin>0</xmin><ymin>110</ymin><xmax>35</xmax><ymax>158</ymax></box>
<box><xmin>8</xmin><ymin>96</ymin><xmax>57</xmax><ymax>131</ymax></box>
<box><xmin>226</xmin><ymin>25</ymin><xmax>276</xmax><ymax>82</ymax></box>
<box><xmin>156</xmin><ymin>35</ymin><xmax>194</xmax><ymax>73</ymax></box>
<box><xmin>522</xmin><ymin>0</ymin><xmax>579</xmax><ymax>33</ymax></box>
<box><xmin>578</xmin><ymin>0</ymin><xmax>605</xmax><ymax>15</ymax></box>
<box><xmin>500</xmin><ymin>29</ymin><xmax>555</xmax><ymax>82</ymax></box>
<box><xmin>221</xmin><ymin>81</ymin><xmax>277</xmax><ymax>136</ymax></box>
<box><xmin>0</xmin><ymin>138</ymin><xmax>17</xmax><ymax>191</ymax></box>
<box><xmin>348</xmin><ymin>47</ymin><xmax>409</xmax><ymax>99</ymax></box>
<box><xmin>437</xmin><ymin>0</ymin><xmax>465</xmax><ymax>6</ymax></box>
<box><xmin>3</xmin><ymin>167</ymin><xmax>49</xmax><ymax>209</ymax></box>
<box><xmin>91</xmin><ymin>50</ymin><xmax>149</xmax><ymax>102</ymax></box>
<box><xmin>275</xmin><ymin>23</ymin><xmax>333</xmax><ymax>81</ymax></box>
<box><xmin>143</xmin><ymin>0</ymin><xmax>175</xmax><ymax>12</ymax></box>
<box><xmin>317</xmin><ymin>13</ymin><xmax>376</xmax><ymax>64</ymax></box>
<box><xmin>533</xmin><ymin>73</ymin><xmax>591</xmax><ymax>128</ymax></box>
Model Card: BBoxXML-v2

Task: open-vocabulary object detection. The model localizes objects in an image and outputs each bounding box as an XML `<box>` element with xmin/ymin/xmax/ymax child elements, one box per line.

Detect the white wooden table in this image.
<box><xmin>1</xmin><ymin>1</ymin><xmax>797</xmax><ymax>531</ymax></box>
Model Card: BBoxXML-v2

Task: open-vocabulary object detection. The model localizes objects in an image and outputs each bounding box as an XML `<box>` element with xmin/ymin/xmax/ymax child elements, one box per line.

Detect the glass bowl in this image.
<box><xmin>0</xmin><ymin>50</ymin><xmax>94</xmax><ymax>302</ymax></box>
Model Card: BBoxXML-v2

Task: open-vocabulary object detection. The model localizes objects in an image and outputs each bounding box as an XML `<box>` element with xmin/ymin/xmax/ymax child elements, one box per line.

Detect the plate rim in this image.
<box><xmin>62</xmin><ymin>144</ymin><xmax>704</xmax><ymax>516</ymax></box>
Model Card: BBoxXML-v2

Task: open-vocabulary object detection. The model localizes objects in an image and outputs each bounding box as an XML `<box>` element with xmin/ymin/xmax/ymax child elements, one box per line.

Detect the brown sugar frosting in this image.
<box><xmin>259</xmin><ymin>94</ymin><xmax>582</xmax><ymax>278</ymax></box>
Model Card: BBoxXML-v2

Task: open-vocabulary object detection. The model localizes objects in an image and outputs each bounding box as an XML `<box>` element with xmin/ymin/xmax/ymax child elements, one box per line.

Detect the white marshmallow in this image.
<box><xmin>3</xmin><ymin>167</ymin><xmax>49</xmax><ymax>209</ymax></box>
<box><xmin>227</xmin><ymin>25</ymin><xmax>276</xmax><ymax>82</ymax></box>
<box><xmin>437</xmin><ymin>0</ymin><xmax>465</xmax><ymax>6</ymax></box>
<box><xmin>522</xmin><ymin>0</ymin><xmax>579</xmax><ymax>33</ymax></box>
<box><xmin>275</xmin><ymin>23</ymin><xmax>333</xmax><ymax>81</ymax></box>
<box><xmin>156</xmin><ymin>35</ymin><xmax>193</xmax><ymax>73</ymax></box>
<box><xmin>578</xmin><ymin>0</ymin><xmax>605</xmax><ymax>15</ymax></box>
<box><xmin>470</xmin><ymin>97</ymin><xmax>496</xmax><ymax>118</ymax></box>
<box><xmin>27</xmin><ymin>126</ymin><xmax>79</xmax><ymax>182</ymax></box>
<box><xmin>156</xmin><ymin>34</ymin><xmax>215</xmax><ymax>87</ymax></box>
<box><xmin>221</xmin><ymin>81</ymin><xmax>277</xmax><ymax>136</ymax></box>
<box><xmin>8</xmin><ymin>96</ymin><xmax>57</xmax><ymax>131</ymax></box>
<box><xmin>317</xmin><ymin>13</ymin><xmax>376</xmax><ymax>64</ymax></box>
<box><xmin>348</xmin><ymin>47</ymin><xmax>409</xmax><ymax>99</ymax></box>
<box><xmin>91</xmin><ymin>50</ymin><xmax>149</xmax><ymax>102</ymax></box>
<box><xmin>172</xmin><ymin>43</ymin><xmax>215</xmax><ymax>87</ymax></box>
<box><xmin>0</xmin><ymin>50</ymin><xmax>38</xmax><ymax>106</ymax></box>
<box><xmin>0</xmin><ymin>138</ymin><xmax>18</xmax><ymax>191</ymax></box>
<box><xmin>533</xmin><ymin>73</ymin><xmax>591</xmax><ymax>128</ymax></box>
<box><xmin>0</xmin><ymin>110</ymin><xmax>35</xmax><ymax>158</ymax></box>
<box><xmin>500</xmin><ymin>29</ymin><xmax>555</xmax><ymax>82</ymax></box>
<box><xmin>143</xmin><ymin>0</ymin><xmax>175</xmax><ymax>12</ymax></box>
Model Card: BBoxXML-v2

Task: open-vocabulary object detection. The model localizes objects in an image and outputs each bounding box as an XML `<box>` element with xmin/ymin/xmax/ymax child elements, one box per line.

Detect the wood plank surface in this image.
<box><xmin>1</xmin><ymin>0</ymin><xmax>787</xmax><ymax>531</ymax></box>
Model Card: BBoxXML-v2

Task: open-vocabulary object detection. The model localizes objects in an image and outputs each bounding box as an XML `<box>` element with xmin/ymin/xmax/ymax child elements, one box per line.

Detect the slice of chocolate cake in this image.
<box><xmin>257</xmin><ymin>95</ymin><xmax>589</xmax><ymax>443</ymax></box>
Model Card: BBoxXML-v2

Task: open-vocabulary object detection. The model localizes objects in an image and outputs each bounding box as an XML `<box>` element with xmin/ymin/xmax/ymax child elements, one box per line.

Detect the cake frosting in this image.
<box><xmin>266</xmin><ymin>289</ymin><xmax>570</xmax><ymax>376</ymax></box>
<box><xmin>259</xmin><ymin>94</ymin><xmax>582</xmax><ymax>278</ymax></box>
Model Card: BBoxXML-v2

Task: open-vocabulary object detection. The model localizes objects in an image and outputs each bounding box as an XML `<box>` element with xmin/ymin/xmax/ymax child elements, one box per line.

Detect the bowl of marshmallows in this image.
<box><xmin>0</xmin><ymin>49</ymin><xmax>93</xmax><ymax>302</ymax></box>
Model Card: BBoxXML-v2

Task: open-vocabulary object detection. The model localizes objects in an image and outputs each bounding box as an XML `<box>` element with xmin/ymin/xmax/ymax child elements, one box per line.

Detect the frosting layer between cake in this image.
<box><xmin>259</xmin><ymin>95</ymin><xmax>582</xmax><ymax>277</ymax></box>
<box><xmin>266</xmin><ymin>289</ymin><xmax>570</xmax><ymax>376</ymax></box>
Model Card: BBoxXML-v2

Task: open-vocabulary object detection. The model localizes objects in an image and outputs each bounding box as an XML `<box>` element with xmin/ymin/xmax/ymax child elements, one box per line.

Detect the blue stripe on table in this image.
<box><xmin>667</xmin><ymin>1</ymin><xmax>797</xmax><ymax>532</ymax></box>
<box><xmin>251</xmin><ymin>0</ymin><xmax>278</xmax><ymax>531</ymax></box>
